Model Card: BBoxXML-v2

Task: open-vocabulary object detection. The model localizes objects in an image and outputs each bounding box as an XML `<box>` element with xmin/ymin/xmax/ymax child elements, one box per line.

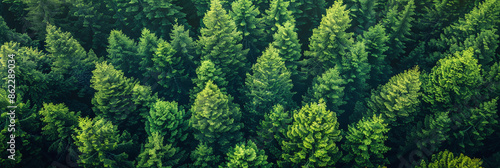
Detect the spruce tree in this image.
<box><xmin>416</xmin><ymin>150</ymin><xmax>483</xmax><ymax>168</ymax></box>
<box><xmin>244</xmin><ymin>45</ymin><xmax>295</xmax><ymax>131</ymax></box>
<box><xmin>448</xmin><ymin>29</ymin><xmax>499</xmax><ymax>70</ymax></box>
<box><xmin>106</xmin><ymin>30</ymin><xmax>139</xmax><ymax>78</ymax></box>
<box><xmin>224</xmin><ymin>140</ymin><xmax>273</xmax><ymax>168</ymax></box>
<box><xmin>342</xmin><ymin>114</ymin><xmax>390</xmax><ymax>168</ymax></box>
<box><xmin>282</xmin><ymin>100</ymin><xmax>343</xmax><ymax>167</ymax></box>
<box><xmin>138</xmin><ymin>28</ymin><xmax>164</xmax><ymax>84</ymax></box>
<box><xmin>190</xmin><ymin>60</ymin><xmax>228</xmax><ymax>104</ymax></box>
<box><xmin>271</xmin><ymin>21</ymin><xmax>302</xmax><ymax>78</ymax></box>
<box><xmin>257</xmin><ymin>104</ymin><xmax>292</xmax><ymax>163</ymax></box>
<box><xmin>39</xmin><ymin>103</ymin><xmax>80</xmax><ymax>154</ymax></box>
<box><xmin>262</xmin><ymin>0</ymin><xmax>295</xmax><ymax>44</ymax></box>
<box><xmin>382</xmin><ymin>0</ymin><xmax>415</xmax><ymax>69</ymax></box>
<box><xmin>73</xmin><ymin>117</ymin><xmax>135</xmax><ymax>168</ymax></box>
<box><xmin>190</xmin><ymin>142</ymin><xmax>221</xmax><ymax>167</ymax></box>
<box><xmin>230</xmin><ymin>0</ymin><xmax>265</xmax><ymax>63</ymax></box>
<box><xmin>197</xmin><ymin>0</ymin><xmax>249</xmax><ymax>97</ymax></box>
<box><xmin>189</xmin><ymin>80</ymin><xmax>244</xmax><ymax>153</ymax></box>
<box><xmin>136</xmin><ymin>132</ymin><xmax>179</xmax><ymax>168</ymax></box>
<box><xmin>169</xmin><ymin>22</ymin><xmax>197</xmax><ymax>70</ymax></box>
<box><xmin>302</xmin><ymin>66</ymin><xmax>346</xmax><ymax>115</ymax></box>
<box><xmin>360</xmin><ymin>24</ymin><xmax>391</xmax><ymax>87</ymax></box>
<box><xmin>347</xmin><ymin>0</ymin><xmax>377</xmax><ymax>34</ymax></box>
<box><xmin>303</xmin><ymin>0</ymin><xmax>353</xmax><ymax>77</ymax></box>
<box><xmin>342</xmin><ymin>41</ymin><xmax>371</xmax><ymax>109</ymax></box>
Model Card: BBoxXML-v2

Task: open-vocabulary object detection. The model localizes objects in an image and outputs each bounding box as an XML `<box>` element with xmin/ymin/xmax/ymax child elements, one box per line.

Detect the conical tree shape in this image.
<box><xmin>106</xmin><ymin>30</ymin><xmax>139</xmax><ymax>78</ymax></box>
<box><xmin>360</xmin><ymin>24</ymin><xmax>391</xmax><ymax>87</ymax></box>
<box><xmin>302</xmin><ymin>66</ymin><xmax>346</xmax><ymax>114</ymax></box>
<box><xmin>190</xmin><ymin>60</ymin><xmax>229</xmax><ymax>103</ymax></box>
<box><xmin>257</xmin><ymin>104</ymin><xmax>292</xmax><ymax>164</ymax></box>
<box><xmin>224</xmin><ymin>140</ymin><xmax>273</xmax><ymax>168</ymax></box>
<box><xmin>271</xmin><ymin>20</ymin><xmax>302</xmax><ymax>78</ymax></box>
<box><xmin>136</xmin><ymin>132</ymin><xmax>179</xmax><ymax>168</ymax></box>
<box><xmin>189</xmin><ymin>80</ymin><xmax>244</xmax><ymax>153</ymax></box>
<box><xmin>262</xmin><ymin>0</ymin><xmax>296</xmax><ymax>44</ymax></box>
<box><xmin>138</xmin><ymin>28</ymin><xmax>164</xmax><ymax>83</ymax></box>
<box><xmin>230</xmin><ymin>0</ymin><xmax>266</xmax><ymax>63</ymax></box>
<box><xmin>382</xmin><ymin>0</ymin><xmax>415</xmax><ymax>67</ymax></box>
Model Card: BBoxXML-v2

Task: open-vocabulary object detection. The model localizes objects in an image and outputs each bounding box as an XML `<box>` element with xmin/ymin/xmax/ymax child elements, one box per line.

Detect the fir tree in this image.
<box><xmin>136</xmin><ymin>132</ymin><xmax>179</xmax><ymax>168</ymax></box>
<box><xmin>224</xmin><ymin>140</ymin><xmax>273</xmax><ymax>168</ymax></box>
<box><xmin>360</xmin><ymin>24</ymin><xmax>391</xmax><ymax>87</ymax></box>
<box><xmin>257</xmin><ymin>104</ymin><xmax>292</xmax><ymax>163</ymax></box>
<box><xmin>190</xmin><ymin>142</ymin><xmax>221</xmax><ymax>167</ymax></box>
<box><xmin>342</xmin><ymin>114</ymin><xmax>391</xmax><ymax>168</ymax></box>
<box><xmin>169</xmin><ymin>22</ymin><xmax>197</xmax><ymax>70</ymax></box>
<box><xmin>449</xmin><ymin>29</ymin><xmax>499</xmax><ymax>70</ymax></box>
<box><xmin>244</xmin><ymin>45</ymin><xmax>295</xmax><ymax>132</ymax></box>
<box><xmin>270</xmin><ymin>21</ymin><xmax>302</xmax><ymax>78</ymax></box>
<box><xmin>347</xmin><ymin>0</ymin><xmax>378</xmax><ymax>34</ymax></box>
<box><xmin>383</xmin><ymin>0</ymin><xmax>415</xmax><ymax>69</ymax></box>
<box><xmin>230</xmin><ymin>0</ymin><xmax>265</xmax><ymax>63</ymax></box>
<box><xmin>106</xmin><ymin>30</ymin><xmax>139</xmax><ymax>78</ymax></box>
<box><xmin>341</xmin><ymin>41</ymin><xmax>371</xmax><ymax>109</ymax></box>
<box><xmin>138</xmin><ymin>28</ymin><xmax>164</xmax><ymax>84</ymax></box>
<box><xmin>302</xmin><ymin>66</ymin><xmax>346</xmax><ymax>115</ymax></box>
<box><xmin>190</xmin><ymin>60</ymin><xmax>228</xmax><ymax>104</ymax></box>
<box><xmin>145</xmin><ymin>100</ymin><xmax>189</xmax><ymax>148</ymax></box>
<box><xmin>262</xmin><ymin>0</ymin><xmax>295</xmax><ymax>44</ymax></box>
<box><xmin>282</xmin><ymin>99</ymin><xmax>343</xmax><ymax>167</ymax></box>
<box><xmin>39</xmin><ymin>103</ymin><xmax>80</xmax><ymax>154</ymax></box>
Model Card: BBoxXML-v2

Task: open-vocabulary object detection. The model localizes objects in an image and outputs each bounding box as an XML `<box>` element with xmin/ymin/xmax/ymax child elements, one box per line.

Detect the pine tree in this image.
<box><xmin>342</xmin><ymin>114</ymin><xmax>390</xmax><ymax>168</ymax></box>
<box><xmin>367</xmin><ymin>66</ymin><xmax>421</xmax><ymax>126</ymax></box>
<box><xmin>73</xmin><ymin>117</ymin><xmax>135</xmax><ymax>168</ymax></box>
<box><xmin>360</xmin><ymin>24</ymin><xmax>391</xmax><ymax>87</ymax></box>
<box><xmin>136</xmin><ymin>132</ymin><xmax>179</xmax><ymax>168</ymax></box>
<box><xmin>138</xmin><ymin>28</ymin><xmax>164</xmax><ymax>84</ymax></box>
<box><xmin>145</xmin><ymin>100</ymin><xmax>188</xmax><ymax>147</ymax></box>
<box><xmin>244</xmin><ymin>45</ymin><xmax>295</xmax><ymax>131</ymax></box>
<box><xmin>302</xmin><ymin>66</ymin><xmax>346</xmax><ymax>114</ymax></box>
<box><xmin>190</xmin><ymin>60</ymin><xmax>228</xmax><ymax>104</ymax></box>
<box><xmin>230</xmin><ymin>0</ymin><xmax>265</xmax><ymax>63</ymax></box>
<box><xmin>190</xmin><ymin>142</ymin><xmax>221</xmax><ymax>167</ymax></box>
<box><xmin>224</xmin><ymin>140</ymin><xmax>273</xmax><ymax>168</ymax></box>
<box><xmin>347</xmin><ymin>0</ymin><xmax>377</xmax><ymax>34</ymax></box>
<box><xmin>448</xmin><ymin>29</ymin><xmax>499</xmax><ymax>70</ymax></box>
<box><xmin>197</xmin><ymin>0</ymin><xmax>248</xmax><ymax>97</ymax></box>
<box><xmin>303</xmin><ymin>0</ymin><xmax>353</xmax><ymax>77</ymax></box>
<box><xmin>271</xmin><ymin>21</ymin><xmax>302</xmax><ymax>78</ymax></box>
<box><xmin>416</xmin><ymin>150</ymin><xmax>483</xmax><ymax>168</ymax></box>
<box><xmin>262</xmin><ymin>0</ymin><xmax>295</xmax><ymax>44</ymax></box>
<box><xmin>282</xmin><ymin>100</ymin><xmax>343</xmax><ymax>167</ymax></box>
<box><xmin>257</xmin><ymin>104</ymin><xmax>292</xmax><ymax>163</ymax></box>
<box><xmin>45</xmin><ymin>24</ymin><xmax>90</xmax><ymax>75</ymax></box>
<box><xmin>189</xmin><ymin>80</ymin><xmax>244</xmax><ymax>153</ymax></box>
<box><xmin>106</xmin><ymin>30</ymin><xmax>139</xmax><ymax>78</ymax></box>
<box><xmin>140</xmin><ymin>0</ymin><xmax>187</xmax><ymax>39</ymax></box>
<box><xmin>383</xmin><ymin>0</ymin><xmax>415</xmax><ymax>69</ymax></box>
<box><xmin>39</xmin><ymin>103</ymin><xmax>80</xmax><ymax>154</ymax></box>
<box><xmin>90</xmin><ymin>61</ymin><xmax>140</xmax><ymax>130</ymax></box>
<box><xmin>169</xmin><ymin>22</ymin><xmax>197</xmax><ymax>70</ymax></box>
<box><xmin>341</xmin><ymin>41</ymin><xmax>371</xmax><ymax>109</ymax></box>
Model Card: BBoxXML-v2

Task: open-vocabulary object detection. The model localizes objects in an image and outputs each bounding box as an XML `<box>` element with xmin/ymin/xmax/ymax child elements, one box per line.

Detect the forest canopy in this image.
<box><xmin>0</xmin><ymin>0</ymin><xmax>499</xmax><ymax>167</ymax></box>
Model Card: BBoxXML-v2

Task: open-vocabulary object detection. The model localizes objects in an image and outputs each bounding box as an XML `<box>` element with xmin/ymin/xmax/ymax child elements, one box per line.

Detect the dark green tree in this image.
<box><xmin>347</xmin><ymin>0</ymin><xmax>377</xmax><ymax>34</ymax></box>
<box><xmin>229</xmin><ymin>0</ymin><xmax>265</xmax><ymax>63</ymax></box>
<box><xmin>145</xmin><ymin>100</ymin><xmax>188</xmax><ymax>148</ymax></box>
<box><xmin>448</xmin><ymin>29</ymin><xmax>499</xmax><ymax>70</ymax></box>
<box><xmin>39</xmin><ymin>103</ymin><xmax>80</xmax><ymax>154</ymax></box>
<box><xmin>244</xmin><ymin>45</ymin><xmax>295</xmax><ymax>131</ymax></box>
<box><xmin>190</xmin><ymin>142</ymin><xmax>221</xmax><ymax>168</ymax></box>
<box><xmin>190</xmin><ymin>60</ymin><xmax>228</xmax><ymax>104</ymax></box>
<box><xmin>0</xmin><ymin>16</ymin><xmax>33</xmax><ymax>46</ymax></box>
<box><xmin>196</xmin><ymin>0</ymin><xmax>248</xmax><ymax>97</ymax></box>
<box><xmin>303</xmin><ymin>0</ymin><xmax>353</xmax><ymax>77</ymax></box>
<box><xmin>416</xmin><ymin>150</ymin><xmax>483</xmax><ymax>168</ymax></box>
<box><xmin>359</xmin><ymin>24</ymin><xmax>391</xmax><ymax>87</ymax></box>
<box><xmin>73</xmin><ymin>117</ymin><xmax>134</xmax><ymax>168</ymax></box>
<box><xmin>342</xmin><ymin>114</ymin><xmax>390</xmax><ymax>168</ymax></box>
<box><xmin>136</xmin><ymin>132</ymin><xmax>179</xmax><ymax>168</ymax></box>
<box><xmin>106</xmin><ymin>30</ymin><xmax>139</xmax><ymax>78</ymax></box>
<box><xmin>302</xmin><ymin>66</ymin><xmax>346</xmax><ymax>114</ymax></box>
<box><xmin>270</xmin><ymin>20</ymin><xmax>302</xmax><ymax>78</ymax></box>
<box><xmin>224</xmin><ymin>140</ymin><xmax>273</xmax><ymax>168</ymax></box>
<box><xmin>382</xmin><ymin>0</ymin><xmax>415</xmax><ymax>69</ymax></box>
<box><xmin>262</xmin><ymin>0</ymin><xmax>295</xmax><ymax>44</ymax></box>
<box><xmin>23</xmin><ymin>0</ymin><xmax>69</xmax><ymax>41</ymax></box>
<box><xmin>169</xmin><ymin>22</ymin><xmax>197</xmax><ymax>70</ymax></box>
<box><xmin>282</xmin><ymin>100</ymin><xmax>343</xmax><ymax>167</ymax></box>
<box><xmin>138</xmin><ymin>28</ymin><xmax>165</xmax><ymax>84</ymax></box>
<box><xmin>189</xmin><ymin>80</ymin><xmax>244</xmax><ymax>153</ymax></box>
<box><xmin>192</xmin><ymin>0</ymin><xmax>231</xmax><ymax>17</ymax></box>
<box><xmin>257</xmin><ymin>104</ymin><xmax>292</xmax><ymax>164</ymax></box>
<box><xmin>341</xmin><ymin>41</ymin><xmax>371</xmax><ymax>109</ymax></box>
<box><xmin>287</xmin><ymin>0</ymin><xmax>326</xmax><ymax>47</ymax></box>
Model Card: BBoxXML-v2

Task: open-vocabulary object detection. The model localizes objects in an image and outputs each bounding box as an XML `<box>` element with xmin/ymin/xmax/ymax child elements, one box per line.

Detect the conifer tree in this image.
<box><xmin>348</xmin><ymin>0</ymin><xmax>377</xmax><ymax>34</ymax></box>
<box><xmin>302</xmin><ymin>66</ymin><xmax>346</xmax><ymax>114</ymax></box>
<box><xmin>189</xmin><ymin>80</ymin><xmax>244</xmax><ymax>153</ymax></box>
<box><xmin>287</xmin><ymin>0</ymin><xmax>326</xmax><ymax>47</ymax></box>
<box><xmin>138</xmin><ymin>28</ymin><xmax>164</xmax><ymax>84</ymax></box>
<box><xmin>383</xmin><ymin>0</ymin><xmax>415</xmax><ymax>68</ymax></box>
<box><xmin>192</xmin><ymin>0</ymin><xmax>232</xmax><ymax>17</ymax></box>
<box><xmin>197</xmin><ymin>0</ymin><xmax>248</xmax><ymax>97</ymax></box>
<box><xmin>73</xmin><ymin>117</ymin><xmax>135</xmax><ymax>168</ymax></box>
<box><xmin>449</xmin><ymin>29</ymin><xmax>499</xmax><ymax>70</ymax></box>
<box><xmin>190</xmin><ymin>143</ymin><xmax>221</xmax><ymax>167</ymax></box>
<box><xmin>416</xmin><ymin>150</ymin><xmax>483</xmax><ymax>168</ymax></box>
<box><xmin>136</xmin><ymin>132</ymin><xmax>179</xmax><ymax>168</ymax></box>
<box><xmin>190</xmin><ymin>60</ymin><xmax>228</xmax><ymax>103</ymax></box>
<box><xmin>224</xmin><ymin>140</ymin><xmax>273</xmax><ymax>168</ymax></box>
<box><xmin>0</xmin><ymin>16</ymin><xmax>33</xmax><ymax>46</ymax></box>
<box><xmin>23</xmin><ymin>0</ymin><xmax>68</xmax><ymax>41</ymax></box>
<box><xmin>367</xmin><ymin>66</ymin><xmax>421</xmax><ymax>126</ymax></box>
<box><xmin>140</xmin><ymin>0</ymin><xmax>187</xmax><ymax>38</ymax></box>
<box><xmin>257</xmin><ymin>104</ymin><xmax>292</xmax><ymax>163</ymax></box>
<box><xmin>230</xmin><ymin>0</ymin><xmax>265</xmax><ymax>63</ymax></box>
<box><xmin>360</xmin><ymin>24</ymin><xmax>391</xmax><ymax>87</ymax></box>
<box><xmin>262</xmin><ymin>0</ymin><xmax>295</xmax><ymax>43</ymax></box>
<box><xmin>342</xmin><ymin>114</ymin><xmax>390</xmax><ymax>168</ymax></box>
<box><xmin>169</xmin><ymin>22</ymin><xmax>197</xmax><ymax>69</ymax></box>
<box><xmin>271</xmin><ymin>21</ymin><xmax>302</xmax><ymax>78</ymax></box>
<box><xmin>145</xmin><ymin>100</ymin><xmax>188</xmax><ymax>148</ymax></box>
<box><xmin>106</xmin><ymin>30</ymin><xmax>139</xmax><ymax>78</ymax></box>
<box><xmin>282</xmin><ymin>100</ymin><xmax>343</xmax><ymax>167</ymax></box>
<box><xmin>90</xmin><ymin>61</ymin><xmax>140</xmax><ymax>130</ymax></box>
<box><xmin>303</xmin><ymin>0</ymin><xmax>353</xmax><ymax>77</ymax></box>
<box><xmin>244</xmin><ymin>45</ymin><xmax>295</xmax><ymax>131</ymax></box>
<box><xmin>39</xmin><ymin>103</ymin><xmax>80</xmax><ymax>154</ymax></box>
<box><xmin>341</xmin><ymin>41</ymin><xmax>371</xmax><ymax>108</ymax></box>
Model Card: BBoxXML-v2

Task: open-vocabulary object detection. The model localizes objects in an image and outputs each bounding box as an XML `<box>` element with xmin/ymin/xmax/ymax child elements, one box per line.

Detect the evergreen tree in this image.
<box><xmin>139</xmin><ymin>0</ymin><xmax>187</xmax><ymax>39</ymax></box>
<box><xmin>360</xmin><ymin>24</ymin><xmax>391</xmax><ymax>87</ymax></box>
<box><xmin>224</xmin><ymin>140</ymin><xmax>273</xmax><ymax>168</ymax></box>
<box><xmin>90</xmin><ymin>61</ymin><xmax>140</xmax><ymax>130</ymax></box>
<box><xmin>23</xmin><ymin>0</ymin><xmax>68</xmax><ymax>41</ymax></box>
<box><xmin>287</xmin><ymin>0</ymin><xmax>326</xmax><ymax>48</ymax></box>
<box><xmin>169</xmin><ymin>22</ymin><xmax>197</xmax><ymax>70</ymax></box>
<box><xmin>449</xmin><ymin>29</ymin><xmax>499</xmax><ymax>70</ymax></box>
<box><xmin>262</xmin><ymin>0</ymin><xmax>295</xmax><ymax>44</ymax></box>
<box><xmin>192</xmin><ymin>0</ymin><xmax>231</xmax><ymax>17</ymax></box>
<box><xmin>189</xmin><ymin>80</ymin><xmax>244</xmax><ymax>153</ymax></box>
<box><xmin>342</xmin><ymin>114</ymin><xmax>390</xmax><ymax>168</ymax></box>
<box><xmin>270</xmin><ymin>21</ymin><xmax>302</xmax><ymax>78</ymax></box>
<box><xmin>138</xmin><ymin>28</ymin><xmax>164</xmax><ymax>84</ymax></box>
<box><xmin>302</xmin><ymin>66</ymin><xmax>346</xmax><ymax>114</ymax></box>
<box><xmin>196</xmin><ymin>0</ymin><xmax>248</xmax><ymax>97</ymax></box>
<box><xmin>244</xmin><ymin>45</ymin><xmax>295</xmax><ymax>131</ymax></box>
<box><xmin>145</xmin><ymin>100</ymin><xmax>188</xmax><ymax>147</ymax></box>
<box><xmin>136</xmin><ymin>132</ymin><xmax>179</xmax><ymax>168</ymax></box>
<box><xmin>303</xmin><ymin>0</ymin><xmax>353</xmax><ymax>77</ymax></box>
<box><xmin>190</xmin><ymin>60</ymin><xmax>228</xmax><ymax>104</ymax></box>
<box><xmin>367</xmin><ymin>66</ymin><xmax>421</xmax><ymax>126</ymax></box>
<box><xmin>282</xmin><ymin>100</ymin><xmax>343</xmax><ymax>167</ymax></box>
<box><xmin>106</xmin><ymin>30</ymin><xmax>139</xmax><ymax>78</ymax></box>
<box><xmin>257</xmin><ymin>104</ymin><xmax>292</xmax><ymax>163</ymax></box>
<box><xmin>383</xmin><ymin>0</ymin><xmax>415</xmax><ymax>69</ymax></box>
<box><xmin>230</xmin><ymin>0</ymin><xmax>265</xmax><ymax>63</ymax></box>
<box><xmin>416</xmin><ymin>150</ymin><xmax>483</xmax><ymax>168</ymax></box>
<box><xmin>73</xmin><ymin>117</ymin><xmax>134</xmax><ymax>168</ymax></box>
<box><xmin>39</xmin><ymin>103</ymin><xmax>80</xmax><ymax>154</ymax></box>
<box><xmin>347</xmin><ymin>0</ymin><xmax>378</xmax><ymax>34</ymax></box>
<box><xmin>190</xmin><ymin>142</ymin><xmax>221</xmax><ymax>167</ymax></box>
<box><xmin>341</xmin><ymin>41</ymin><xmax>371</xmax><ymax>109</ymax></box>
<box><xmin>0</xmin><ymin>16</ymin><xmax>33</xmax><ymax>46</ymax></box>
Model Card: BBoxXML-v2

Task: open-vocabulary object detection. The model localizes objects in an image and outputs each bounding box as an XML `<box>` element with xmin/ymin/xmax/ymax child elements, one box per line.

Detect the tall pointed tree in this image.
<box><xmin>360</xmin><ymin>24</ymin><xmax>391</xmax><ymax>87</ymax></box>
<box><xmin>257</xmin><ymin>104</ymin><xmax>292</xmax><ymax>163</ymax></box>
<box><xmin>271</xmin><ymin>21</ymin><xmax>302</xmax><ymax>78</ymax></box>
<box><xmin>262</xmin><ymin>0</ymin><xmax>295</xmax><ymax>44</ymax></box>
<box><xmin>106</xmin><ymin>30</ymin><xmax>139</xmax><ymax>78</ymax></box>
<box><xmin>190</xmin><ymin>60</ymin><xmax>228</xmax><ymax>103</ymax></box>
<box><xmin>383</xmin><ymin>0</ymin><xmax>415</xmax><ymax>69</ymax></box>
<box><xmin>230</xmin><ymin>0</ymin><xmax>265</xmax><ymax>63</ymax></box>
<box><xmin>302</xmin><ymin>66</ymin><xmax>346</xmax><ymax>114</ymax></box>
<box><xmin>138</xmin><ymin>28</ymin><xmax>164</xmax><ymax>84</ymax></box>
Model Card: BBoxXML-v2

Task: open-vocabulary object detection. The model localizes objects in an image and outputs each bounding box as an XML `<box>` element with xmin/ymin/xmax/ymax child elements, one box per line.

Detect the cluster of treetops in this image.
<box><xmin>0</xmin><ymin>0</ymin><xmax>499</xmax><ymax>167</ymax></box>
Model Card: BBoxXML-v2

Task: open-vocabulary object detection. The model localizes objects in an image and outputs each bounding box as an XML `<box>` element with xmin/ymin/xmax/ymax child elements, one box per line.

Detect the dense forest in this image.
<box><xmin>0</xmin><ymin>0</ymin><xmax>499</xmax><ymax>167</ymax></box>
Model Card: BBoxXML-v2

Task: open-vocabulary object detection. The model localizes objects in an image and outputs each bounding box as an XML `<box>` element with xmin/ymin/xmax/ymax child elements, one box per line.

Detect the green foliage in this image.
<box><xmin>73</xmin><ymin>117</ymin><xmax>134</xmax><ymax>168</ymax></box>
<box><xmin>224</xmin><ymin>140</ymin><xmax>272</xmax><ymax>168</ymax></box>
<box><xmin>106</xmin><ymin>30</ymin><xmax>139</xmax><ymax>78</ymax></box>
<box><xmin>288</xmin><ymin>0</ymin><xmax>326</xmax><ymax>41</ymax></box>
<box><xmin>244</xmin><ymin>45</ymin><xmax>295</xmax><ymax>131</ymax></box>
<box><xmin>136</xmin><ymin>132</ymin><xmax>178</xmax><ymax>168</ymax></box>
<box><xmin>189</xmin><ymin>80</ymin><xmax>243</xmax><ymax>152</ymax></box>
<box><xmin>145</xmin><ymin>100</ymin><xmax>188</xmax><ymax>147</ymax></box>
<box><xmin>367</xmin><ymin>66</ymin><xmax>421</xmax><ymax>126</ymax></box>
<box><xmin>302</xmin><ymin>66</ymin><xmax>346</xmax><ymax>114</ymax></box>
<box><xmin>257</xmin><ymin>104</ymin><xmax>292</xmax><ymax>163</ymax></box>
<box><xmin>422</xmin><ymin>48</ymin><xmax>482</xmax><ymax>110</ymax></box>
<box><xmin>169</xmin><ymin>22</ymin><xmax>196</xmax><ymax>69</ymax></box>
<box><xmin>190</xmin><ymin>142</ymin><xmax>221</xmax><ymax>168</ymax></box>
<box><xmin>303</xmin><ymin>0</ymin><xmax>353</xmax><ymax>77</ymax></box>
<box><xmin>270</xmin><ymin>21</ymin><xmax>302</xmax><ymax>77</ymax></box>
<box><xmin>230</xmin><ymin>0</ymin><xmax>265</xmax><ymax>63</ymax></box>
<box><xmin>416</xmin><ymin>150</ymin><xmax>483</xmax><ymax>168</ymax></box>
<box><xmin>39</xmin><ymin>103</ymin><xmax>80</xmax><ymax>154</ymax></box>
<box><xmin>449</xmin><ymin>28</ymin><xmax>499</xmax><ymax>70</ymax></box>
<box><xmin>262</xmin><ymin>0</ymin><xmax>295</xmax><ymax>43</ymax></box>
<box><xmin>0</xmin><ymin>16</ymin><xmax>33</xmax><ymax>46</ymax></box>
<box><xmin>138</xmin><ymin>28</ymin><xmax>165</xmax><ymax>83</ymax></box>
<box><xmin>360</xmin><ymin>24</ymin><xmax>391</xmax><ymax>86</ymax></box>
<box><xmin>90</xmin><ymin>61</ymin><xmax>140</xmax><ymax>129</ymax></box>
<box><xmin>341</xmin><ymin>41</ymin><xmax>371</xmax><ymax>106</ymax></box>
<box><xmin>342</xmin><ymin>114</ymin><xmax>390</xmax><ymax>168</ymax></box>
<box><xmin>383</xmin><ymin>0</ymin><xmax>415</xmax><ymax>67</ymax></box>
<box><xmin>197</xmin><ymin>0</ymin><xmax>249</xmax><ymax>96</ymax></box>
<box><xmin>348</xmin><ymin>0</ymin><xmax>378</xmax><ymax>33</ymax></box>
<box><xmin>23</xmin><ymin>0</ymin><xmax>69</xmax><ymax>41</ymax></box>
<box><xmin>190</xmin><ymin>60</ymin><xmax>228</xmax><ymax>103</ymax></box>
<box><xmin>282</xmin><ymin>100</ymin><xmax>343</xmax><ymax>167</ymax></box>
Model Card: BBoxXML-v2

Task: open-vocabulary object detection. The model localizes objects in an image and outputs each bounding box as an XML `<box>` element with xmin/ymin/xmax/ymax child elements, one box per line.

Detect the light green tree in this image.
<box><xmin>136</xmin><ymin>132</ymin><xmax>179</xmax><ymax>168</ymax></box>
<box><xmin>416</xmin><ymin>150</ymin><xmax>483</xmax><ymax>168</ymax></box>
<box><xmin>224</xmin><ymin>140</ymin><xmax>273</xmax><ymax>168</ymax></box>
<box><xmin>39</xmin><ymin>103</ymin><xmax>80</xmax><ymax>154</ymax></box>
<box><xmin>302</xmin><ymin>66</ymin><xmax>346</xmax><ymax>114</ymax></box>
